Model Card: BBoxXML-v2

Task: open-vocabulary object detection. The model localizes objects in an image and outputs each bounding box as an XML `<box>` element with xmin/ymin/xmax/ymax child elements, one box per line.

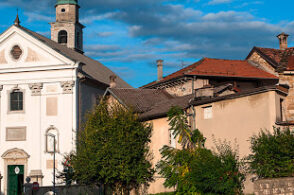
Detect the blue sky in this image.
<box><xmin>0</xmin><ymin>0</ymin><xmax>293</xmax><ymax>88</ymax></box>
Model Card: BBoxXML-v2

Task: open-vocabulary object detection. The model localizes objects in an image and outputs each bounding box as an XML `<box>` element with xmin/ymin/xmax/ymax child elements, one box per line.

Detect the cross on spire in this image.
<box><xmin>14</xmin><ymin>9</ymin><xmax>20</xmax><ymax>26</ymax></box>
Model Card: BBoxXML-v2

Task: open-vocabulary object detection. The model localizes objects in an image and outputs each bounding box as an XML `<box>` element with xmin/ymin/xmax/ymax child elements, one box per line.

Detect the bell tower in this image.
<box><xmin>50</xmin><ymin>0</ymin><xmax>84</xmax><ymax>53</ymax></box>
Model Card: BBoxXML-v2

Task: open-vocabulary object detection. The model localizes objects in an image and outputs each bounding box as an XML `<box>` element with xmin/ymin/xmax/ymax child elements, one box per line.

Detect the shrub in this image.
<box><xmin>248</xmin><ymin>127</ymin><xmax>294</xmax><ymax>179</ymax></box>
<box><xmin>72</xmin><ymin>102</ymin><xmax>155</xmax><ymax>194</ymax></box>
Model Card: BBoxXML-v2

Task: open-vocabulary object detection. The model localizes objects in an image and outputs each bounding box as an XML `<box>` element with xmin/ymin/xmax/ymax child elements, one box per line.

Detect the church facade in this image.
<box><xmin>0</xmin><ymin>0</ymin><xmax>130</xmax><ymax>194</ymax></box>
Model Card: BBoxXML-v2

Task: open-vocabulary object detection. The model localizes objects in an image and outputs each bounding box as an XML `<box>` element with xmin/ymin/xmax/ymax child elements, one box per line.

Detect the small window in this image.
<box><xmin>61</xmin><ymin>8</ymin><xmax>66</xmax><ymax>12</ymax></box>
<box><xmin>203</xmin><ymin>106</ymin><xmax>212</xmax><ymax>119</ymax></box>
<box><xmin>10</xmin><ymin>90</ymin><xmax>23</xmax><ymax>111</ymax></box>
<box><xmin>58</xmin><ymin>30</ymin><xmax>68</xmax><ymax>44</ymax></box>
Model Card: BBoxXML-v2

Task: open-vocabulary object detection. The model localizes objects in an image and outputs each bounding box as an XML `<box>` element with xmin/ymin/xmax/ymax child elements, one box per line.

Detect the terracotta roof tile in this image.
<box><xmin>187</xmin><ymin>58</ymin><xmax>277</xmax><ymax>78</ymax></box>
<box><xmin>143</xmin><ymin>58</ymin><xmax>277</xmax><ymax>88</ymax></box>
<box><xmin>253</xmin><ymin>47</ymin><xmax>294</xmax><ymax>71</ymax></box>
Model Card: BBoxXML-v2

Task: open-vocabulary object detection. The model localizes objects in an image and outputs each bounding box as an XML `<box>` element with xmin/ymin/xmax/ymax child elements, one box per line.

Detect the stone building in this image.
<box><xmin>142</xmin><ymin>58</ymin><xmax>278</xmax><ymax>96</ymax></box>
<box><xmin>246</xmin><ymin>33</ymin><xmax>294</xmax><ymax>124</ymax></box>
<box><xmin>0</xmin><ymin>0</ymin><xmax>130</xmax><ymax>194</ymax></box>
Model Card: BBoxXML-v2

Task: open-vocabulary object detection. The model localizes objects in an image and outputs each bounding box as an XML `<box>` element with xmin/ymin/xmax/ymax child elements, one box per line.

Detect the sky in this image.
<box><xmin>0</xmin><ymin>0</ymin><xmax>293</xmax><ymax>88</ymax></box>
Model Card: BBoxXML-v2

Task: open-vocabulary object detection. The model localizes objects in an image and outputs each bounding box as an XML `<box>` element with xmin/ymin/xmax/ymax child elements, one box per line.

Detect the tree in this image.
<box><xmin>248</xmin><ymin>127</ymin><xmax>294</xmax><ymax>179</ymax></box>
<box><xmin>157</xmin><ymin>106</ymin><xmax>245</xmax><ymax>195</ymax></box>
<box><xmin>57</xmin><ymin>153</ymin><xmax>74</xmax><ymax>186</ymax></box>
<box><xmin>72</xmin><ymin>102</ymin><xmax>155</xmax><ymax>194</ymax></box>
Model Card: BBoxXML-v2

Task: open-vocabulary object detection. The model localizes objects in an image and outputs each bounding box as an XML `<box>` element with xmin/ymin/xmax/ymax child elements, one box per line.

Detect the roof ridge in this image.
<box><xmin>204</xmin><ymin>57</ymin><xmax>245</xmax><ymax>61</ymax></box>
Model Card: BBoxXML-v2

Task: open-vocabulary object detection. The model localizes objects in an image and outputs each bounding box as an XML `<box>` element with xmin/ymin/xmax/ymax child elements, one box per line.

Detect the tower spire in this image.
<box><xmin>14</xmin><ymin>9</ymin><xmax>20</xmax><ymax>26</ymax></box>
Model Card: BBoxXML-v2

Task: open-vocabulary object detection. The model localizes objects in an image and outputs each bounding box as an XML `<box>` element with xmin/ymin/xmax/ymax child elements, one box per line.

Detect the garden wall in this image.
<box><xmin>254</xmin><ymin>177</ymin><xmax>294</xmax><ymax>195</ymax></box>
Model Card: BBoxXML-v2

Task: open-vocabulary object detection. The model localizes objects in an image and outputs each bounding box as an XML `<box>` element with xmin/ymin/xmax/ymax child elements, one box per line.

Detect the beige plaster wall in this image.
<box><xmin>194</xmin><ymin>91</ymin><xmax>279</xmax><ymax>157</ymax></box>
<box><xmin>147</xmin><ymin>117</ymin><xmax>176</xmax><ymax>194</ymax></box>
<box><xmin>194</xmin><ymin>91</ymin><xmax>282</xmax><ymax>193</ymax></box>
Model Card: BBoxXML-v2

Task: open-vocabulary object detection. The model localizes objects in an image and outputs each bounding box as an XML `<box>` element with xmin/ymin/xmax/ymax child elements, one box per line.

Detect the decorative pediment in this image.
<box><xmin>0</xmin><ymin>26</ymin><xmax>74</xmax><ymax>70</ymax></box>
<box><xmin>25</xmin><ymin>48</ymin><xmax>46</xmax><ymax>62</ymax></box>
<box><xmin>2</xmin><ymin>148</ymin><xmax>30</xmax><ymax>159</ymax></box>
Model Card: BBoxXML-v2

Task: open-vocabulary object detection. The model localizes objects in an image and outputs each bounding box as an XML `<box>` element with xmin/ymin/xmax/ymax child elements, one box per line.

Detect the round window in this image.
<box><xmin>10</xmin><ymin>45</ymin><xmax>22</xmax><ymax>60</ymax></box>
<box><xmin>61</xmin><ymin>8</ymin><xmax>66</xmax><ymax>12</ymax></box>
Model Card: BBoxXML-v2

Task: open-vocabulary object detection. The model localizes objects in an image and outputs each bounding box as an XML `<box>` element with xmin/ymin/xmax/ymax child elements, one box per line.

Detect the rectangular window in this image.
<box><xmin>203</xmin><ymin>106</ymin><xmax>212</xmax><ymax>119</ymax></box>
<box><xmin>10</xmin><ymin>91</ymin><xmax>23</xmax><ymax>111</ymax></box>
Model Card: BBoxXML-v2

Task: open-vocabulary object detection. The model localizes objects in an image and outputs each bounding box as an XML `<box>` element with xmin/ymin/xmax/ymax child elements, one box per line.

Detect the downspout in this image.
<box><xmin>191</xmin><ymin>76</ymin><xmax>196</xmax><ymax>130</ymax></box>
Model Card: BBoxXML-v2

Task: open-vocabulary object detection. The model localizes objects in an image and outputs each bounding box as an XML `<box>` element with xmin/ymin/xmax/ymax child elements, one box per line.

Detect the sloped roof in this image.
<box><xmin>247</xmin><ymin>46</ymin><xmax>294</xmax><ymax>71</ymax></box>
<box><xmin>139</xmin><ymin>94</ymin><xmax>193</xmax><ymax>121</ymax></box>
<box><xmin>106</xmin><ymin>88</ymin><xmax>193</xmax><ymax>120</ymax></box>
<box><xmin>143</xmin><ymin>58</ymin><xmax>278</xmax><ymax>88</ymax></box>
<box><xmin>107</xmin><ymin>88</ymin><xmax>174</xmax><ymax>113</ymax></box>
<box><xmin>17</xmin><ymin>25</ymin><xmax>131</xmax><ymax>88</ymax></box>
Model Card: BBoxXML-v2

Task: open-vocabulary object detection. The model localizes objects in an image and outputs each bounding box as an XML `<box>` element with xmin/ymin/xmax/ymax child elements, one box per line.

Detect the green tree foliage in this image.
<box><xmin>72</xmin><ymin>102</ymin><xmax>155</xmax><ymax>194</ymax></box>
<box><xmin>57</xmin><ymin>153</ymin><xmax>74</xmax><ymax>186</ymax></box>
<box><xmin>157</xmin><ymin>106</ymin><xmax>245</xmax><ymax>195</ymax></box>
<box><xmin>248</xmin><ymin>127</ymin><xmax>294</xmax><ymax>179</ymax></box>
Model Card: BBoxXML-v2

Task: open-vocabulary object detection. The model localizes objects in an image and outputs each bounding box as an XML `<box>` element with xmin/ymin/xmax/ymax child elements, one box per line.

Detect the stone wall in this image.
<box><xmin>247</xmin><ymin>52</ymin><xmax>277</xmax><ymax>76</ymax></box>
<box><xmin>254</xmin><ymin>177</ymin><xmax>294</xmax><ymax>195</ymax></box>
<box><xmin>26</xmin><ymin>185</ymin><xmax>102</xmax><ymax>195</ymax></box>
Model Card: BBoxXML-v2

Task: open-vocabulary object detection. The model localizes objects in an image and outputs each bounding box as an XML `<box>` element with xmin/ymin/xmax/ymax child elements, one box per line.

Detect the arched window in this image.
<box><xmin>10</xmin><ymin>89</ymin><xmax>23</xmax><ymax>111</ymax></box>
<box><xmin>46</xmin><ymin>126</ymin><xmax>59</xmax><ymax>153</ymax></box>
<box><xmin>58</xmin><ymin>30</ymin><xmax>68</xmax><ymax>44</ymax></box>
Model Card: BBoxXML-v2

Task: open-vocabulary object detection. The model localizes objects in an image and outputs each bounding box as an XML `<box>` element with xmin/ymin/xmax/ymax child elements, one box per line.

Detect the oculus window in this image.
<box><xmin>10</xmin><ymin>90</ymin><xmax>23</xmax><ymax>111</ymax></box>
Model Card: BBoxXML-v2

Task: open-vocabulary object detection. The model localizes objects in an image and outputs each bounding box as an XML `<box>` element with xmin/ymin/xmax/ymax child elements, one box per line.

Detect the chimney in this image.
<box><xmin>277</xmin><ymin>32</ymin><xmax>289</xmax><ymax>50</ymax></box>
<box><xmin>157</xmin><ymin>59</ymin><xmax>163</xmax><ymax>81</ymax></box>
<box><xmin>109</xmin><ymin>75</ymin><xmax>117</xmax><ymax>88</ymax></box>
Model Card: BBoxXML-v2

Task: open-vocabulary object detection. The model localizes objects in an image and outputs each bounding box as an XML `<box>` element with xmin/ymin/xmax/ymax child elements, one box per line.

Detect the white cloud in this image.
<box><xmin>208</xmin><ymin>0</ymin><xmax>233</xmax><ymax>5</ymax></box>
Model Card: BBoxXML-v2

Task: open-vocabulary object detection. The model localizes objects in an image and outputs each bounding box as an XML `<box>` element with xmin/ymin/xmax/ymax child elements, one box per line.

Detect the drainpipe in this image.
<box><xmin>191</xmin><ymin>76</ymin><xmax>196</xmax><ymax>129</ymax></box>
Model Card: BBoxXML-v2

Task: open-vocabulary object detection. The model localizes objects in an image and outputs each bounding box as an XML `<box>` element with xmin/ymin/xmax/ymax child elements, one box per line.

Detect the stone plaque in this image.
<box><xmin>6</xmin><ymin>127</ymin><xmax>26</xmax><ymax>141</ymax></box>
<box><xmin>46</xmin><ymin>97</ymin><xmax>58</xmax><ymax>116</ymax></box>
<box><xmin>46</xmin><ymin>160</ymin><xmax>58</xmax><ymax>169</ymax></box>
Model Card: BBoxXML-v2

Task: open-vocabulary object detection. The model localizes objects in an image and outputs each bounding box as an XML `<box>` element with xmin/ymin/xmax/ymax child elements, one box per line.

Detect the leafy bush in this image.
<box><xmin>248</xmin><ymin>127</ymin><xmax>294</xmax><ymax>179</ymax></box>
<box><xmin>157</xmin><ymin>106</ymin><xmax>245</xmax><ymax>195</ymax></box>
<box><xmin>72</xmin><ymin>102</ymin><xmax>155</xmax><ymax>194</ymax></box>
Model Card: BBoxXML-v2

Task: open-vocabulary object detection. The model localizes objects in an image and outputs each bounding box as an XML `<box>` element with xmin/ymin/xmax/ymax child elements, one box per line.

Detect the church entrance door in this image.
<box><xmin>7</xmin><ymin>165</ymin><xmax>24</xmax><ymax>195</ymax></box>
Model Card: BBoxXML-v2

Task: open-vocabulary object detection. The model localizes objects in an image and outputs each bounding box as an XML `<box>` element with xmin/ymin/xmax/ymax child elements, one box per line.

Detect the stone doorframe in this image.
<box><xmin>1</xmin><ymin>148</ymin><xmax>30</xmax><ymax>194</ymax></box>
